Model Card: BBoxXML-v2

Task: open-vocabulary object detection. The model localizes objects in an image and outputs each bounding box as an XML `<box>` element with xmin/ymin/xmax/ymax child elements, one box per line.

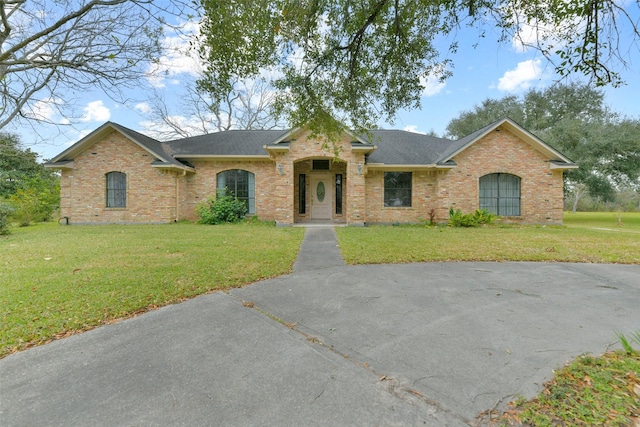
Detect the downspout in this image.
<box><xmin>175</xmin><ymin>173</ymin><xmax>179</xmax><ymax>222</ymax></box>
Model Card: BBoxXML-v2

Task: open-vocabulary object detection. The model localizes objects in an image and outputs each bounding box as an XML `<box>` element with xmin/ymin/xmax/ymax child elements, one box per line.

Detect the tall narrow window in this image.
<box><xmin>479</xmin><ymin>173</ymin><xmax>521</xmax><ymax>216</ymax></box>
<box><xmin>335</xmin><ymin>174</ymin><xmax>343</xmax><ymax>214</ymax></box>
<box><xmin>217</xmin><ymin>170</ymin><xmax>255</xmax><ymax>214</ymax></box>
<box><xmin>106</xmin><ymin>172</ymin><xmax>126</xmax><ymax>208</ymax></box>
<box><xmin>299</xmin><ymin>174</ymin><xmax>306</xmax><ymax>214</ymax></box>
<box><xmin>384</xmin><ymin>172</ymin><xmax>412</xmax><ymax>207</ymax></box>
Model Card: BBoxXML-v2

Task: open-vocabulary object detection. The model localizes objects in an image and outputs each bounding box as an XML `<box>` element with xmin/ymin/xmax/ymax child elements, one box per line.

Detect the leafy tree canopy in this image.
<box><xmin>197</xmin><ymin>0</ymin><xmax>639</xmax><ymax>134</ymax></box>
<box><xmin>445</xmin><ymin>82</ymin><xmax>609</xmax><ymax>138</ymax></box>
<box><xmin>0</xmin><ymin>133</ymin><xmax>56</xmax><ymax>198</ymax></box>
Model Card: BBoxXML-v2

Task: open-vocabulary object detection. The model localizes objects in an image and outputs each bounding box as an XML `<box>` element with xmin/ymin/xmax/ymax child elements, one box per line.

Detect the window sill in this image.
<box><xmin>383</xmin><ymin>206</ymin><xmax>413</xmax><ymax>209</ymax></box>
<box><xmin>105</xmin><ymin>208</ymin><xmax>127</xmax><ymax>211</ymax></box>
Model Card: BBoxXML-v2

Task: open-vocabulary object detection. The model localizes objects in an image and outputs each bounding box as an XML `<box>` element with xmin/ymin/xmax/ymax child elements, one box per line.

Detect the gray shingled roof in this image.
<box><xmin>163</xmin><ymin>129</ymin><xmax>290</xmax><ymax>157</ymax></box>
<box><xmin>365</xmin><ymin>130</ymin><xmax>455</xmax><ymax>165</ymax></box>
<box><xmin>434</xmin><ymin>119</ymin><xmax>500</xmax><ymax>163</ymax></box>
<box><xmin>163</xmin><ymin>128</ymin><xmax>459</xmax><ymax>165</ymax></box>
<box><xmin>47</xmin><ymin>118</ymin><xmax>576</xmax><ymax>169</ymax></box>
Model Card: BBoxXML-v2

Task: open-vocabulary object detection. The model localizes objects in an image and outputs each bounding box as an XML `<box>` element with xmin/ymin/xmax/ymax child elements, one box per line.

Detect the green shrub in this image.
<box><xmin>0</xmin><ymin>202</ymin><xmax>13</xmax><ymax>235</ymax></box>
<box><xmin>197</xmin><ymin>191</ymin><xmax>248</xmax><ymax>224</ymax></box>
<box><xmin>449</xmin><ymin>207</ymin><xmax>496</xmax><ymax>227</ymax></box>
<box><xmin>473</xmin><ymin>208</ymin><xmax>496</xmax><ymax>225</ymax></box>
<box><xmin>7</xmin><ymin>176</ymin><xmax>59</xmax><ymax>226</ymax></box>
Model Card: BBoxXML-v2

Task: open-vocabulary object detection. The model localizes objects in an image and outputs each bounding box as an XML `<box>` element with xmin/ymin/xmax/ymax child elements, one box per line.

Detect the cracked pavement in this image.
<box><xmin>1</xmin><ymin>227</ymin><xmax>639</xmax><ymax>426</ymax></box>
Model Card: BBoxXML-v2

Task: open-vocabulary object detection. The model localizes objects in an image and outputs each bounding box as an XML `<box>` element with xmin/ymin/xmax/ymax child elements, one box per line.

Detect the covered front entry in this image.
<box><xmin>293</xmin><ymin>159</ymin><xmax>346</xmax><ymax>224</ymax></box>
<box><xmin>310</xmin><ymin>174</ymin><xmax>332</xmax><ymax>220</ymax></box>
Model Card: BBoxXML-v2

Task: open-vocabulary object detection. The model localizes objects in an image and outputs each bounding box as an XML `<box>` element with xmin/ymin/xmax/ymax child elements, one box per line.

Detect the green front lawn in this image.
<box><xmin>1</xmin><ymin>213</ymin><xmax>639</xmax><ymax>425</ymax></box>
<box><xmin>0</xmin><ymin>222</ymin><xmax>304</xmax><ymax>357</ymax></box>
<box><xmin>336</xmin><ymin>212</ymin><xmax>640</xmax><ymax>265</ymax></box>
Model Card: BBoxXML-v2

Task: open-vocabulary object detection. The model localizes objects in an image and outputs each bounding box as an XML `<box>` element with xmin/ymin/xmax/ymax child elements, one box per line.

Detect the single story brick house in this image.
<box><xmin>45</xmin><ymin>117</ymin><xmax>577</xmax><ymax>226</ymax></box>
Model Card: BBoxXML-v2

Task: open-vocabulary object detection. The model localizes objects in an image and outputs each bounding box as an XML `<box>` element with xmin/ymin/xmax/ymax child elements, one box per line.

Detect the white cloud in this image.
<box><xmin>146</xmin><ymin>20</ymin><xmax>203</xmax><ymax>88</ymax></box>
<box><xmin>403</xmin><ymin>125</ymin><xmax>426</xmax><ymax>134</ymax></box>
<box><xmin>26</xmin><ymin>97</ymin><xmax>70</xmax><ymax>124</ymax></box>
<box><xmin>134</xmin><ymin>102</ymin><xmax>152</xmax><ymax>115</ymax></box>
<box><xmin>497</xmin><ymin>59</ymin><xmax>542</xmax><ymax>92</ymax></box>
<box><xmin>511</xmin><ymin>22</ymin><xmax>575</xmax><ymax>54</ymax></box>
<box><xmin>420</xmin><ymin>75</ymin><xmax>446</xmax><ymax>97</ymax></box>
<box><xmin>80</xmin><ymin>100</ymin><xmax>111</xmax><ymax>122</ymax></box>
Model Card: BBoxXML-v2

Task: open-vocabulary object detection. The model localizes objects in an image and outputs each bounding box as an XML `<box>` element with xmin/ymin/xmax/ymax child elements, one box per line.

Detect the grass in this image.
<box><xmin>1</xmin><ymin>212</ymin><xmax>639</xmax><ymax>425</ymax></box>
<box><xmin>336</xmin><ymin>212</ymin><xmax>640</xmax><ymax>265</ymax></box>
<box><xmin>485</xmin><ymin>350</ymin><xmax>640</xmax><ymax>426</ymax></box>
<box><xmin>563</xmin><ymin>211</ymin><xmax>640</xmax><ymax>230</ymax></box>
<box><xmin>0</xmin><ymin>221</ymin><xmax>304</xmax><ymax>357</ymax></box>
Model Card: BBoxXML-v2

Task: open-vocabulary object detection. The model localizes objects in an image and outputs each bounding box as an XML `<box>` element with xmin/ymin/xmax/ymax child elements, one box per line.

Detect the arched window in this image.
<box><xmin>217</xmin><ymin>170</ymin><xmax>255</xmax><ymax>214</ymax></box>
<box><xmin>479</xmin><ymin>173</ymin><xmax>521</xmax><ymax>216</ymax></box>
<box><xmin>106</xmin><ymin>172</ymin><xmax>126</xmax><ymax>208</ymax></box>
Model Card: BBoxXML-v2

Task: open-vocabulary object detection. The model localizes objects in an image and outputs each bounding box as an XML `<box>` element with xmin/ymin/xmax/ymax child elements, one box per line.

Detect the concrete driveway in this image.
<box><xmin>1</xmin><ymin>228</ymin><xmax>639</xmax><ymax>426</ymax></box>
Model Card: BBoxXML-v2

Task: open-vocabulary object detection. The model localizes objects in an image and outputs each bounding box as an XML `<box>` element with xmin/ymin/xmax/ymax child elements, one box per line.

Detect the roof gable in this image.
<box><xmin>46</xmin><ymin>122</ymin><xmax>192</xmax><ymax>171</ymax></box>
<box><xmin>436</xmin><ymin>117</ymin><xmax>576</xmax><ymax>166</ymax></box>
<box><xmin>46</xmin><ymin>118</ymin><xmax>577</xmax><ymax>171</ymax></box>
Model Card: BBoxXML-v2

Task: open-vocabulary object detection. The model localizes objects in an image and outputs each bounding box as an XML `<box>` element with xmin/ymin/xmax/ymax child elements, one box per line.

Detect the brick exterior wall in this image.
<box><xmin>363</xmin><ymin>126</ymin><xmax>565</xmax><ymax>224</ymax></box>
<box><xmin>436</xmin><ymin>126</ymin><xmax>565</xmax><ymax>224</ymax></box>
<box><xmin>58</xmin><ymin>124</ymin><xmax>565</xmax><ymax>226</ymax></box>
<box><xmin>184</xmin><ymin>160</ymin><xmax>275</xmax><ymax>221</ymax></box>
<box><xmin>60</xmin><ymin>131</ymin><xmax>180</xmax><ymax>224</ymax></box>
<box><xmin>365</xmin><ymin>169</ymin><xmax>438</xmax><ymax>223</ymax></box>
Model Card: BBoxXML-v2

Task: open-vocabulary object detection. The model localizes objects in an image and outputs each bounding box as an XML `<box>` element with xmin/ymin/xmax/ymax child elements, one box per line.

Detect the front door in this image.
<box><xmin>310</xmin><ymin>175</ymin><xmax>332</xmax><ymax>220</ymax></box>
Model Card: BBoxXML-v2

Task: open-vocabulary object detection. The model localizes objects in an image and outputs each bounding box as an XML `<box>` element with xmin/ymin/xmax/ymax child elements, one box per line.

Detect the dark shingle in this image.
<box><xmin>365</xmin><ymin>130</ymin><xmax>456</xmax><ymax>165</ymax></box>
<box><xmin>165</xmin><ymin>130</ymin><xmax>290</xmax><ymax>157</ymax></box>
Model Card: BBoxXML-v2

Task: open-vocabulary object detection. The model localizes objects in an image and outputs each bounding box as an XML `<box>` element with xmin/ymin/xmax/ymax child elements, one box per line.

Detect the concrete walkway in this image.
<box><xmin>292</xmin><ymin>226</ymin><xmax>345</xmax><ymax>272</ymax></box>
<box><xmin>1</xmin><ymin>227</ymin><xmax>639</xmax><ymax>426</ymax></box>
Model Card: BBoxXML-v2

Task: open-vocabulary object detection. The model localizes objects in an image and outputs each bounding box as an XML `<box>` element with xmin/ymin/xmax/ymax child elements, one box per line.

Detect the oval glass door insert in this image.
<box><xmin>316</xmin><ymin>181</ymin><xmax>325</xmax><ymax>202</ymax></box>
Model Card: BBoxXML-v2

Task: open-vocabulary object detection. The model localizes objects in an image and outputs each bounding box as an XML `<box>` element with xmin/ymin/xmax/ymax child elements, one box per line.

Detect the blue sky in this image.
<box><xmin>14</xmin><ymin>8</ymin><xmax>640</xmax><ymax>162</ymax></box>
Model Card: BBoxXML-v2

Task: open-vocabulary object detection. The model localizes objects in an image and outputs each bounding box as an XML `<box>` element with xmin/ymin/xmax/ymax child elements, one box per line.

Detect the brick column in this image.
<box><xmin>273</xmin><ymin>153</ymin><xmax>294</xmax><ymax>226</ymax></box>
<box><xmin>346</xmin><ymin>154</ymin><xmax>366</xmax><ymax>226</ymax></box>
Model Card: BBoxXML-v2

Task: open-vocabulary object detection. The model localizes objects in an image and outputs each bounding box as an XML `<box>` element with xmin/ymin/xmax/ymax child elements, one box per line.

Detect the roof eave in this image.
<box><xmin>351</xmin><ymin>144</ymin><xmax>377</xmax><ymax>153</ymax></box>
<box><xmin>366</xmin><ymin>163</ymin><xmax>450</xmax><ymax>170</ymax></box>
<box><xmin>48</xmin><ymin>122</ymin><xmax>173</xmax><ymax>165</ymax></box>
<box><xmin>49</xmin><ymin>122</ymin><xmax>115</xmax><ymax>162</ymax></box>
<box><xmin>269</xmin><ymin>128</ymin><xmax>298</xmax><ymax>145</ymax></box>
<box><xmin>263</xmin><ymin>144</ymin><xmax>290</xmax><ymax>153</ymax></box>
<box><xmin>44</xmin><ymin>161</ymin><xmax>74</xmax><ymax>170</ymax></box>
<box><xmin>440</xmin><ymin>118</ymin><xmax>575</xmax><ymax>165</ymax></box>
<box><xmin>178</xmin><ymin>154</ymin><xmax>273</xmax><ymax>161</ymax></box>
<box><xmin>550</xmin><ymin>162</ymin><xmax>579</xmax><ymax>170</ymax></box>
<box><xmin>151</xmin><ymin>163</ymin><xmax>195</xmax><ymax>173</ymax></box>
